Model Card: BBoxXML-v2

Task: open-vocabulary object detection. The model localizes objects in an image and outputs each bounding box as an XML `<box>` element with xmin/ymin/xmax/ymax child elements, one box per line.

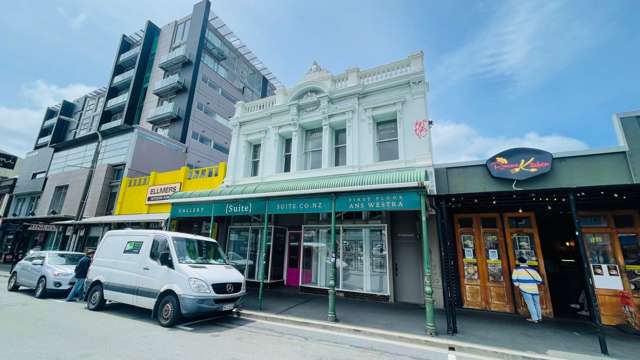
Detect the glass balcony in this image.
<box><xmin>151</xmin><ymin>74</ymin><xmax>185</xmax><ymax>97</ymax></box>
<box><xmin>111</xmin><ymin>68</ymin><xmax>135</xmax><ymax>89</ymax></box>
<box><xmin>158</xmin><ymin>46</ymin><xmax>190</xmax><ymax>70</ymax></box>
<box><xmin>99</xmin><ymin>118</ymin><xmax>124</xmax><ymax>131</ymax></box>
<box><xmin>36</xmin><ymin>135</ymin><xmax>52</xmax><ymax>146</ymax></box>
<box><xmin>118</xmin><ymin>47</ymin><xmax>140</xmax><ymax>67</ymax></box>
<box><xmin>42</xmin><ymin>118</ymin><xmax>57</xmax><ymax>128</ymax></box>
<box><xmin>105</xmin><ymin>93</ymin><xmax>128</xmax><ymax>111</ymax></box>
<box><xmin>147</xmin><ymin>102</ymin><xmax>180</xmax><ymax>124</ymax></box>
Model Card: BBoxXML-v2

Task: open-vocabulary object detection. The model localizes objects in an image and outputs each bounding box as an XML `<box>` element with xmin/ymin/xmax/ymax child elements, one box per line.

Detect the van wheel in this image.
<box><xmin>157</xmin><ymin>294</ymin><xmax>181</xmax><ymax>327</ymax></box>
<box><xmin>7</xmin><ymin>272</ymin><xmax>19</xmax><ymax>291</ymax></box>
<box><xmin>87</xmin><ymin>284</ymin><xmax>106</xmax><ymax>311</ymax></box>
<box><xmin>34</xmin><ymin>277</ymin><xmax>47</xmax><ymax>299</ymax></box>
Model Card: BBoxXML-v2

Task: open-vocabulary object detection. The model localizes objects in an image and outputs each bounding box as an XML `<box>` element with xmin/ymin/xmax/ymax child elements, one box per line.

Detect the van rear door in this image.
<box><xmin>134</xmin><ymin>235</ymin><xmax>172</xmax><ymax>309</ymax></box>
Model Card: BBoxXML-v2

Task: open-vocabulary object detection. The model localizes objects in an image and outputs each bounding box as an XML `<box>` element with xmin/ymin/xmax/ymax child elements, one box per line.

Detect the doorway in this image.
<box><xmin>392</xmin><ymin>211</ymin><xmax>423</xmax><ymax>304</ymax></box>
<box><xmin>285</xmin><ymin>231</ymin><xmax>302</xmax><ymax>287</ymax></box>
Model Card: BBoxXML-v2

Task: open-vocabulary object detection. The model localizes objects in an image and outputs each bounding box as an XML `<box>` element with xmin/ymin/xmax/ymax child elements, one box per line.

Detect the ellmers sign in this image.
<box><xmin>486</xmin><ymin>148</ymin><xmax>552</xmax><ymax>181</ymax></box>
<box><xmin>146</xmin><ymin>183</ymin><xmax>181</xmax><ymax>204</ymax></box>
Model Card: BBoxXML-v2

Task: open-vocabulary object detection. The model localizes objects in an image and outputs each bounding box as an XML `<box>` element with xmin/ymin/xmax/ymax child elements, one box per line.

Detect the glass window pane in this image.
<box><xmin>376</xmin><ymin>120</ymin><xmax>397</xmax><ymax>141</ymax></box>
<box><xmin>334</xmin><ymin>129</ymin><xmax>346</xmax><ymax>146</ymax></box>
<box><xmin>619</xmin><ymin>234</ymin><xmax>640</xmax><ymax>295</ymax></box>
<box><xmin>305</xmin><ymin>129</ymin><xmax>322</xmax><ymax>150</ymax></box>
<box><xmin>507</xmin><ymin>216</ymin><xmax>532</xmax><ymax>228</ymax></box>
<box><xmin>614</xmin><ymin>215</ymin><xmax>635</xmax><ymax>229</ymax></box>
<box><xmin>366</xmin><ymin>228</ymin><xmax>388</xmax><ymax>293</ymax></box>
<box><xmin>227</xmin><ymin>228</ymin><xmax>251</xmax><ymax>277</ymax></box>
<box><xmin>585</xmin><ymin>233</ymin><xmax>614</xmax><ymax>264</ymax></box>
<box><xmin>579</xmin><ymin>215</ymin><xmax>608</xmax><ymax>227</ymax></box>
<box><xmin>342</xmin><ymin>229</ymin><xmax>364</xmax><ymax>291</ymax></box>
<box><xmin>480</xmin><ymin>217</ymin><xmax>498</xmax><ymax>229</ymax></box>
<box><xmin>334</xmin><ymin>146</ymin><xmax>346</xmax><ymax>167</ymax></box>
<box><xmin>484</xmin><ymin>232</ymin><xmax>504</xmax><ymax>283</ymax></box>
<box><xmin>301</xmin><ymin>228</ymin><xmax>331</xmax><ymax>288</ymax></box>
<box><xmin>377</xmin><ymin>140</ymin><xmax>398</xmax><ymax>161</ymax></box>
<box><xmin>457</xmin><ymin>217</ymin><xmax>473</xmax><ymax>228</ymax></box>
<box><xmin>306</xmin><ymin>150</ymin><xmax>322</xmax><ymax>170</ymax></box>
<box><xmin>512</xmin><ymin>232</ymin><xmax>538</xmax><ymax>264</ymax></box>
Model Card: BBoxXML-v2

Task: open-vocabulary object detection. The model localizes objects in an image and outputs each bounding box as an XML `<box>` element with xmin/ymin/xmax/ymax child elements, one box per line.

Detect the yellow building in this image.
<box><xmin>115</xmin><ymin>162</ymin><xmax>226</xmax><ymax>216</ymax></box>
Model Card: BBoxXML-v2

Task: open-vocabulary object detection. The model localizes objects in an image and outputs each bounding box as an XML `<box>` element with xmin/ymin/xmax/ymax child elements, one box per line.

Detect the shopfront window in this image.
<box><xmin>584</xmin><ymin>233</ymin><xmax>614</xmax><ymax>264</ymax></box>
<box><xmin>301</xmin><ymin>225</ymin><xmax>389</xmax><ymax>295</ymax></box>
<box><xmin>619</xmin><ymin>234</ymin><xmax>640</xmax><ymax>295</ymax></box>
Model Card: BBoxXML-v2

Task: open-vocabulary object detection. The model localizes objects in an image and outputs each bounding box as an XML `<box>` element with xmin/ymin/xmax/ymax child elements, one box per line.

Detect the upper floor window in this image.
<box><xmin>31</xmin><ymin>171</ymin><xmax>46</xmax><ymax>180</ymax></box>
<box><xmin>49</xmin><ymin>185</ymin><xmax>68</xmax><ymax>215</ymax></box>
<box><xmin>250</xmin><ymin>143</ymin><xmax>261</xmax><ymax>177</ymax></box>
<box><xmin>376</xmin><ymin>120</ymin><xmax>399</xmax><ymax>161</ymax></box>
<box><xmin>283</xmin><ymin>138</ymin><xmax>292</xmax><ymax>173</ymax></box>
<box><xmin>173</xmin><ymin>19</ymin><xmax>191</xmax><ymax>46</ymax></box>
<box><xmin>334</xmin><ymin>128</ymin><xmax>346</xmax><ymax>167</ymax></box>
<box><xmin>304</xmin><ymin>129</ymin><xmax>322</xmax><ymax>170</ymax></box>
<box><xmin>12</xmin><ymin>197</ymin><xmax>26</xmax><ymax>216</ymax></box>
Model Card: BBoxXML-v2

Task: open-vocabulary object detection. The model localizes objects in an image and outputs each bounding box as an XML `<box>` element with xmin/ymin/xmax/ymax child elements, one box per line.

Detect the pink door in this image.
<box><xmin>285</xmin><ymin>232</ymin><xmax>302</xmax><ymax>287</ymax></box>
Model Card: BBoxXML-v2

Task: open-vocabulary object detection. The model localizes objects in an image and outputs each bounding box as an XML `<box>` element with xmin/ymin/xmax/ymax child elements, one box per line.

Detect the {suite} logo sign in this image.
<box><xmin>486</xmin><ymin>148</ymin><xmax>553</xmax><ymax>181</ymax></box>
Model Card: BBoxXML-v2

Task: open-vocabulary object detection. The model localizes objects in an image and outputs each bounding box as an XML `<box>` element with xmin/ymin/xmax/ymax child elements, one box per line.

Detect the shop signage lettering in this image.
<box><xmin>213</xmin><ymin>199</ymin><xmax>266</xmax><ymax>216</ymax></box>
<box><xmin>0</xmin><ymin>152</ymin><xmax>18</xmax><ymax>170</ymax></box>
<box><xmin>171</xmin><ymin>203</ymin><xmax>212</xmax><ymax>218</ymax></box>
<box><xmin>336</xmin><ymin>191</ymin><xmax>421</xmax><ymax>212</ymax></box>
<box><xmin>27</xmin><ymin>224</ymin><xmax>58</xmax><ymax>232</ymax></box>
<box><xmin>268</xmin><ymin>197</ymin><xmax>331</xmax><ymax>214</ymax></box>
<box><xmin>486</xmin><ymin>147</ymin><xmax>552</xmax><ymax>181</ymax></box>
<box><xmin>146</xmin><ymin>183</ymin><xmax>181</xmax><ymax>204</ymax></box>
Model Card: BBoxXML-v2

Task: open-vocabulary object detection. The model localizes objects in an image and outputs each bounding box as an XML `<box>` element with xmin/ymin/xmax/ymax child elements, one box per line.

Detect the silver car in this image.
<box><xmin>7</xmin><ymin>251</ymin><xmax>85</xmax><ymax>298</ymax></box>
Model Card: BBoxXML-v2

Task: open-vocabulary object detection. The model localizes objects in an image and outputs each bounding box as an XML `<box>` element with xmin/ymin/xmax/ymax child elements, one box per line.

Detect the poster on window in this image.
<box><xmin>591</xmin><ymin>264</ymin><xmax>623</xmax><ymax>290</ymax></box>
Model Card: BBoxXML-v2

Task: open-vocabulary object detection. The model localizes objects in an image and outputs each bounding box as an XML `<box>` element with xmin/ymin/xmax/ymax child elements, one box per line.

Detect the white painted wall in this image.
<box><xmin>225</xmin><ymin>52</ymin><xmax>432</xmax><ymax>186</ymax></box>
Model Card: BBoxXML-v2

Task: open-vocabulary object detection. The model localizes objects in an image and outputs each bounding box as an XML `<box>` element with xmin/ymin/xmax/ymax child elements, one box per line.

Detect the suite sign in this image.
<box><xmin>146</xmin><ymin>183</ymin><xmax>181</xmax><ymax>204</ymax></box>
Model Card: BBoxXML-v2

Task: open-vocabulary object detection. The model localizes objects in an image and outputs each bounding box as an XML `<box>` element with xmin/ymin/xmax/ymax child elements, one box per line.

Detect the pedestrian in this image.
<box><xmin>512</xmin><ymin>256</ymin><xmax>543</xmax><ymax>323</ymax></box>
<box><xmin>66</xmin><ymin>250</ymin><xmax>94</xmax><ymax>302</ymax></box>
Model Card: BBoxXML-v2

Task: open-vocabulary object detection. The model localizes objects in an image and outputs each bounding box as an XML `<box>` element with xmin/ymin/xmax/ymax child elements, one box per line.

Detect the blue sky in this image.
<box><xmin>1</xmin><ymin>0</ymin><xmax>638</xmax><ymax>162</ymax></box>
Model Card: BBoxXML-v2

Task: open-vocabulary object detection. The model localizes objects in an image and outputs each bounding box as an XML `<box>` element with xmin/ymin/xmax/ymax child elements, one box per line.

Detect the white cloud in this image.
<box><xmin>0</xmin><ymin>81</ymin><xmax>96</xmax><ymax>157</ymax></box>
<box><xmin>56</xmin><ymin>7</ymin><xmax>88</xmax><ymax>30</ymax></box>
<box><xmin>432</xmin><ymin>120</ymin><xmax>588</xmax><ymax>164</ymax></box>
<box><xmin>433</xmin><ymin>0</ymin><xmax>602</xmax><ymax>93</ymax></box>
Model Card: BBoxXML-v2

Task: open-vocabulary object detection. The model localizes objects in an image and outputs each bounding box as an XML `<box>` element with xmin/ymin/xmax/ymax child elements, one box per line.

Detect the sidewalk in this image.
<box><xmin>242</xmin><ymin>287</ymin><xmax>640</xmax><ymax>360</ymax></box>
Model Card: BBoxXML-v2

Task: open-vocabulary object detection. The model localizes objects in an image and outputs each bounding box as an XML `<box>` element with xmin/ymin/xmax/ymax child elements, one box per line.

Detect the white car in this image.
<box><xmin>7</xmin><ymin>251</ymin><xmax>85</xmax><ymax>298</ymax></box>
<box><xmin>84</xmin><ymin>229</ymin><xmax>246</xmax><ymax>327</ymax></box>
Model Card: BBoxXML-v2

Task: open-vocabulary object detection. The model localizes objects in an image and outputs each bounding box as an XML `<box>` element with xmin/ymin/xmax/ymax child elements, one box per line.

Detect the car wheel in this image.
<box><xmin>157</xmin><ymin>294</ymin><xmax>181</xmax><ymax>328</ymax></box>
<box><xmin>87</xmin><ymin>284</ymin><xmax>106</xmax><ymax>311</ymax></box>
<box><xmin>34</xmin><ymin>277</ymin><xmax>47</xmax><ymax>299</ymax></box>
<box><xmin>7</xmin><ymin>272</ymin><xmax>19</xmax><ymax>291</ymax></box>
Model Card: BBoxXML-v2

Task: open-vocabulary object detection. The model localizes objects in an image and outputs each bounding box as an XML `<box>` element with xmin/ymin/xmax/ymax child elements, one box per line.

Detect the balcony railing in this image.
<box><xmin>111</xmin><ymin>69</ymin><xmax>135</xmax><ymax>88</ymax></box>
<box><xmin>118</xmin><ymin>47</ymin><xmax>139</xmax><ymax>67</ymax></box>
<box><xmin>158</xmin><ymin>46</ymin><xmax>190</xmax><ymax>70</ymax></box>
<box><xmin>147</xmin><ymin>102</ymin><xmax>180</xmax><ymax>124</ymax></box>
<box><xmin>105</xmin><ymin>93</ymin><xmax>128</xmax><ymax>111</ymax></box>
<box><xmin>151</xmin><ymin>74</ymin><xmax>185</xmax><ymax>97</ymax></box>
<box><xmin>99</xmin><ymin>118</ymin><xmax>124</xmax><ymax>131</ymax></box>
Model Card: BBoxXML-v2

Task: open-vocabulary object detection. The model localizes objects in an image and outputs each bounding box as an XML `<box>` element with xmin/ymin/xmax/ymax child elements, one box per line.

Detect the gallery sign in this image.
<box><xmin>486</xmin><ymin>148</ymin><xmax>552</xmax><ymax>181</ymax></box>
<box><xmin>171</xmin><ymin>203</ymin><xmax>212</xmax><ymax>218</ymax></box>
<box><xmin>147</xmin><ymin>183</ymin><xmax>181</xmax><ymax>204</ymax></box>
<box><xmin>0</xmin><ymin>152</ymin><xmax>18</xmax><ymax>170</ymax></box>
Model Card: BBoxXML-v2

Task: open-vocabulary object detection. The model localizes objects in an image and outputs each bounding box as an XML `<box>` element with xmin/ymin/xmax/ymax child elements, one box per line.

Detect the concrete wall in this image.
<box><xmin>13</xmin><ymin>148</ymin><xmax>54</xmax><ymax>195</ymax></box>
<box><xmin>83</xmin><ymin>164</ymin><xmax>114</xmax><ymax>218</ymax></box>
<box><xmin>36</xmin><ymin>168</ymin><xmax>90</xmax><ymax>217</ymax></box>
<box><xmin>126</xmin><ymin>128</ymin><xmax>187</xmax><ymax>178</ymax></box>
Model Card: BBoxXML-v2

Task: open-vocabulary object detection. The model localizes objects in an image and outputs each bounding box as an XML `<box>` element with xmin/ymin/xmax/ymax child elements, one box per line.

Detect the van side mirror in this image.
<box><xmin>159</xmin><ymin>252</ymin><xmax>173</xmax><ymax>269</ymax></box>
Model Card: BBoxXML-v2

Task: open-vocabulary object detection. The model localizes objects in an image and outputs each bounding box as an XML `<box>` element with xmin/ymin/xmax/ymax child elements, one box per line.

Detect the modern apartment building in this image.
<box><xmin>0</xmin><ymin>0</ymin><xmax>278</xmax><ymax>256</ymax></box>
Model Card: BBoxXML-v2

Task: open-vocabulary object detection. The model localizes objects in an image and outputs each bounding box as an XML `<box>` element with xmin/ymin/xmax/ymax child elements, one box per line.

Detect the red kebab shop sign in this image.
<box><xmin>486</xmin><ymin>147</ymin><xmax>553</xmax><ymax>181</ymax></box>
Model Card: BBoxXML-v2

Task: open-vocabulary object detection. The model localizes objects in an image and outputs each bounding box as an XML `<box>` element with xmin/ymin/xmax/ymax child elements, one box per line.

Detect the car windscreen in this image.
<box><xmin>48</xmin><ymin>253</ymin><xmax>84</xmax><ymax>265</ymax></box>
<box><xmin>172</xmin><ymin>237</ymin><xmax>228</xmax><ymax>265</ymax></box>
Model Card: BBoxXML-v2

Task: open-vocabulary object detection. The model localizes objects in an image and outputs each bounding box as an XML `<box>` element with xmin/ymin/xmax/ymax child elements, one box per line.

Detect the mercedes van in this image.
<box><xmin>85</xmin><ymin>230</ymin><xmax>245</xmax><ymax>327</ymax></box>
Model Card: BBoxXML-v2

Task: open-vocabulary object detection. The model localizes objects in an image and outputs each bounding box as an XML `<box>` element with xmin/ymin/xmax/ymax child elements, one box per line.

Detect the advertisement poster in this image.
<box><xmin>591</xmin><ymin>264</ymin><xmax>623</xmax><ymax>290</ymax></box>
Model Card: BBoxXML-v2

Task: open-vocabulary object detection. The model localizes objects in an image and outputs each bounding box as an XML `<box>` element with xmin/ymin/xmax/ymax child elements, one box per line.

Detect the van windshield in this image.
<box><xmin>172</xmin><ymin>237</ymin><xmax>228</xmax><ymax>265</ymax></box>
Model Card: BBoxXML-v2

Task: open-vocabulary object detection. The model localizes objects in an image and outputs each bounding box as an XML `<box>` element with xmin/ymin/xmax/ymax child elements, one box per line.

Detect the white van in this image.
<box><xmin>85</xmin><ymin>229</ymin><xmax>245</xmax><ymax>327</ymax></box>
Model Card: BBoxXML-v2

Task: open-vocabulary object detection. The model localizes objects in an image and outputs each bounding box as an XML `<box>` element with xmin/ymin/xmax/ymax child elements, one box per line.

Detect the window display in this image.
<box><xmin>619</xmin><ymin>233</ymin><xmax>640</xmax><ymax>295</ymax></box>
<box><xmin>226</xmin><ymin>226</ymin><xmax>286</xmax><ymax>282</ymax></box>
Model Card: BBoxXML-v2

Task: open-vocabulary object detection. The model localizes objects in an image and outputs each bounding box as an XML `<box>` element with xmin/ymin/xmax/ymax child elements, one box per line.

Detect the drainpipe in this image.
<box><xmin>73</xmin><ymin>131</ymin><xmax>103</xmax><ymax>250</ymax></box>
<box><xmin>421</xmin><ymin>190</ymin><xmax>436</xmax><ymax>336</ymax></box>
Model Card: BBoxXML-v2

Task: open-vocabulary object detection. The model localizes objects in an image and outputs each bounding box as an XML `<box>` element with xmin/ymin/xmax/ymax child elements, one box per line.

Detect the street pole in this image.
<box><xmin>328</xmin><ymin>195</ymin><xmax>337</xmax><ymax>322</ymax></box>
<box><xmin>258</xmin><ymin>200</ymin><xmax>269</xmax><ymax>310</ymax></box>
<box><xmin>421</xmin><ymin>192</ymin><xmax>436</xmax><ymax>336</ymax></box>
<box><xmin>568</xmin><ymin>192</ymin><xmax>608</xmax><ymax>356</ymax></box>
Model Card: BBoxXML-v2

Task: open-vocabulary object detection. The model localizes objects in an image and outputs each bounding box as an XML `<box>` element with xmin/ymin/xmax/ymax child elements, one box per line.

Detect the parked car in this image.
<box><xmin>7</xmin><ymin>251</ymin><xmax>85</xmax><ymax>298</ymax></box>
<box><xmin>84</xmin><ymin>229</ymin><xmax>245</xmax><ymax>327</ymax></box>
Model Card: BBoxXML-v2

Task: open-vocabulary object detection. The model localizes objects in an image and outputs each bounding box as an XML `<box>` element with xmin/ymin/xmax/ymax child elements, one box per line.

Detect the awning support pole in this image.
<box><xmin>421</xmin><ymin>192</ymin><xmax>436</xmax><ymax>336</ymax></box>
<box><xmin>209</xmin><ymin>213</ymin><xmax>216</xmax><ymax>239</ymax></box>
<box><xmin>258</xmin><ymin>200</ymin><xmax>269</xmax><ymax>310</ymax></box>
<box><xmin>328</xmin><ymin>195</ymin><xmax>337</xmax><ymax>322</ymax></box>
<box><xmin>568</xmin><ymin>192</ymin><xmax>608</xmax><ymax>356</ymax></box>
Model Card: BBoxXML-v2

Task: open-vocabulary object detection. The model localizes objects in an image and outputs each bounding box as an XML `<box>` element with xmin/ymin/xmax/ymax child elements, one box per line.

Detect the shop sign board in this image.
<box><xmin>486</xmin><ymin>147</ymin><xmax>552</xmax><ymax>181</ymax></box>
<box><xmin>146</xmin><ymin>183</ymin><xmax>181</xmax><ymax>204</ymax></box>
<box><xmin>0</xmin><ymin>152</ymin><xmax>18</xmax><ymax>170</ymax></box>
<box><xmin>213</xmin><ymin>199</ymin><xmax>266</xmax><ymax>216</ymax></box>
<box><xmin>268</xmin><ymin>196</ymin><xmax>331</xmax><ymax>214</ymax></box>
<box><xmin>336</xmin><ymin>191</ymin><xmax>421</xmax><ymax>212</ymax></box>
<box><xmin>171</xmin><ymin>203</ymin><xmax>213</xmax><ymax>218</ymax></box>
<box><xmin>27</xmin><ymin>224</ymin><xmax>58</xmax><ymax>232</ymax></box>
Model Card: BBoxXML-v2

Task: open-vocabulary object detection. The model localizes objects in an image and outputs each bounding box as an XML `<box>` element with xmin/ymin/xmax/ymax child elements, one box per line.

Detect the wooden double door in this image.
<box><xmin>455</xmin><ymin>212</ymin><xmax>553</xmax><ymax>318</ymax></box>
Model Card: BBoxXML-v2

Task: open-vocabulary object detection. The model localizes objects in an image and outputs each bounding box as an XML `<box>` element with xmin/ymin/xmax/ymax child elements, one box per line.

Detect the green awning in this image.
<box><xmin>169</xmin><ymin>168</ymin><xmax>428</xmax><ymax>202</ymax></box>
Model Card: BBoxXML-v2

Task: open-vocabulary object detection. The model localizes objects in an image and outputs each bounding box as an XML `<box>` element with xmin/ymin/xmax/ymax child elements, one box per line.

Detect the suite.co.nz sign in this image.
<box><xmin>486</xmin><ymin>148</ymin><xmax>552</xmax><ymax>181</ymax></box>
<box><xmin>146</xmin><ymin>183</ymin><xmax>182</xmax><ymax>204</ymax></box>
